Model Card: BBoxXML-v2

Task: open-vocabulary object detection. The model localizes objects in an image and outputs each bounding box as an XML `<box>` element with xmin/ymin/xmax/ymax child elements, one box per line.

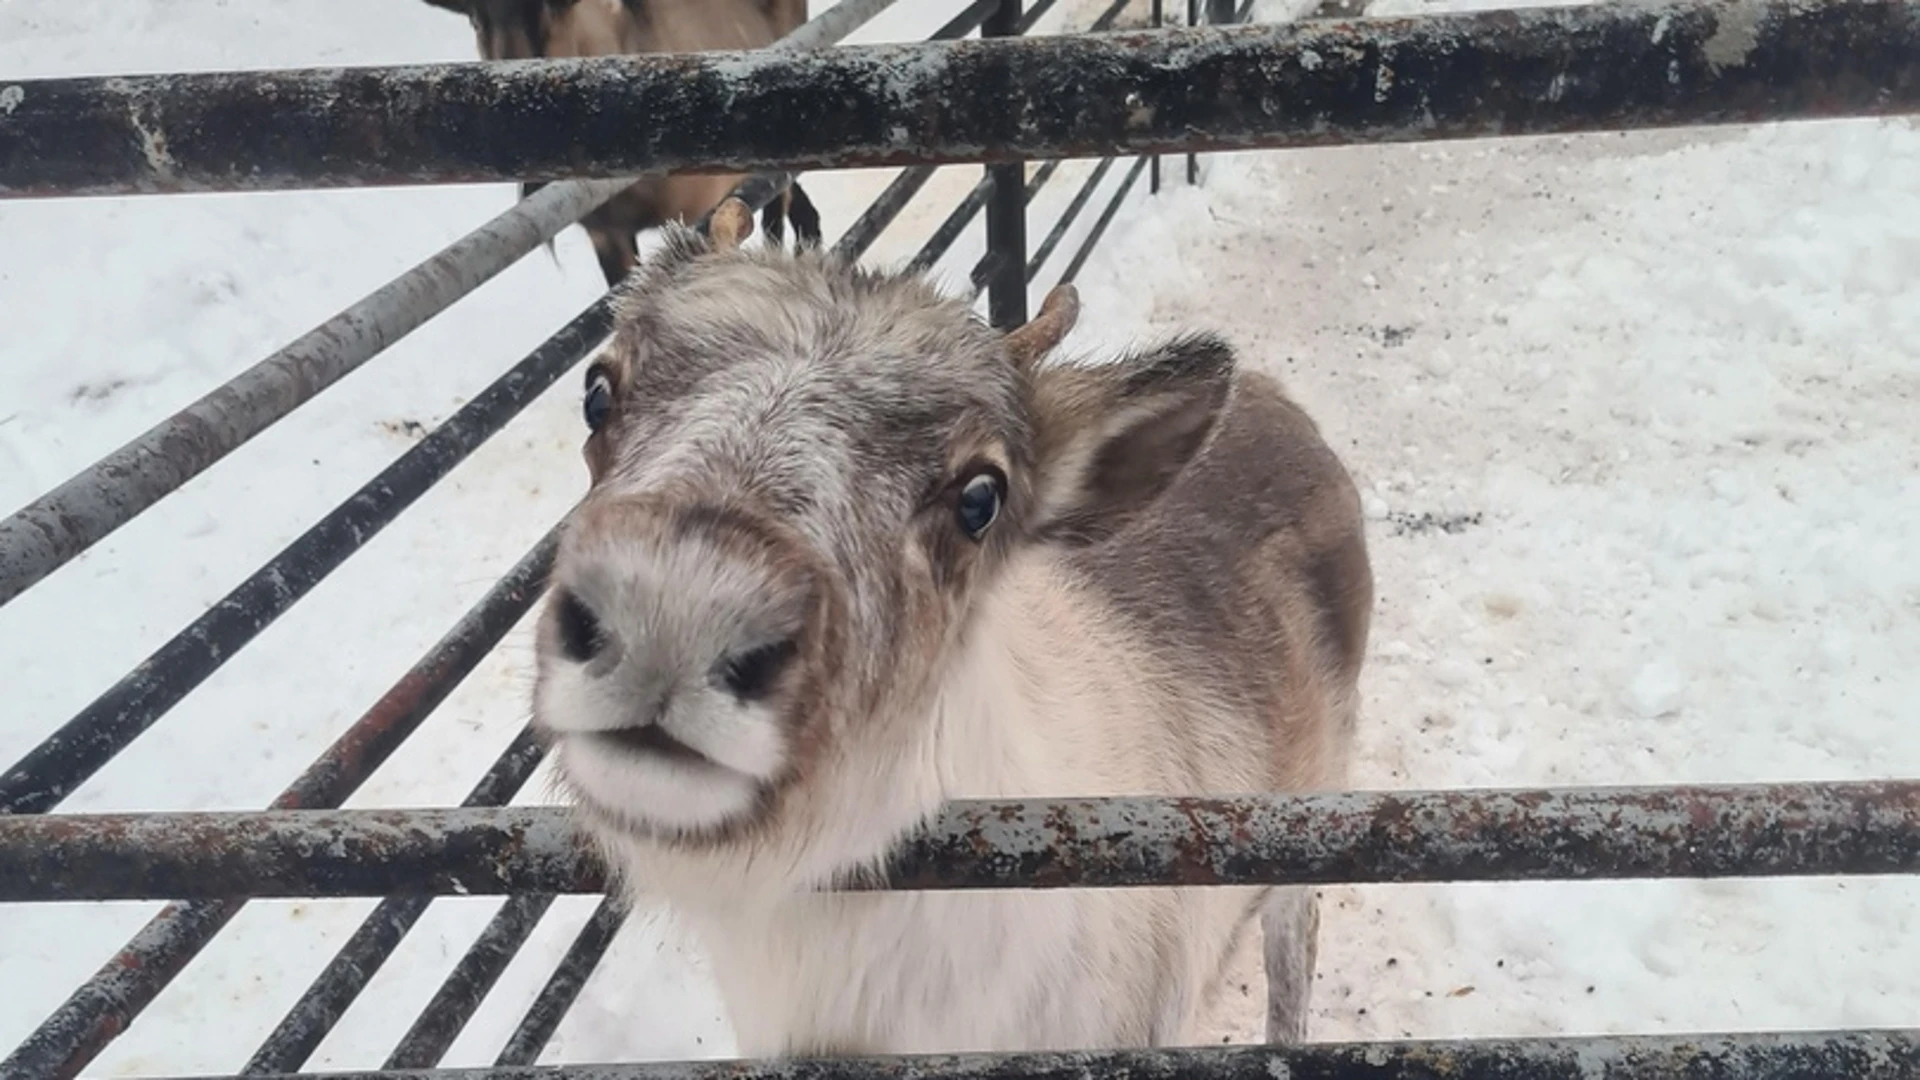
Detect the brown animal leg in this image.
<box><xmin>787</xmin><ymin>182</ymin><xmax>823</xmax><ymax>249</ymax></box>
<box><xmin>588</xmin><ymin>228</ymin><xmax>639</xmax><ymax>288</ymax></box>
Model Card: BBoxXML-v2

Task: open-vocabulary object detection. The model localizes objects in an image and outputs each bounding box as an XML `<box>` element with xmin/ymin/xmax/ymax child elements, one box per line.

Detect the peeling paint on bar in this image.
<box><xmin>1</xmin><ymin>0</ymin><xmax>1916</xmax><ymax>198</ymax></box>
<box><xmin>3</xmin><ymin>781</ymin><xmax>1915</xmax><ymax>902</ymax></box>
<box><xmin>146</xmin><ymin>1029</ymin><xmax>1920</xmax><ymax>1080</ymax></box>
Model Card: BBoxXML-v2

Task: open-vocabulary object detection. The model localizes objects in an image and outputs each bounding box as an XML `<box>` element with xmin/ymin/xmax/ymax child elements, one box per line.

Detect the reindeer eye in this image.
<box><xmin>583</xmin><ymin>369</ymin><xmax>613</xmax><ymax>431</ymax></box>
<box><xmin>955</xmin><ymin>469</ymin><xmax>1005</xmax><ymax>540</ymax></box>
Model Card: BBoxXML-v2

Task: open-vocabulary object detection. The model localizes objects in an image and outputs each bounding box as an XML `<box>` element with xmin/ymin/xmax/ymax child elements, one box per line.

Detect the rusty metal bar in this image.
<box><xmin>983</xmin><ymin>0</ymin><xmax>1030</xmax><ymax>329</ymax></box>
<box><xmin>0</xmin><ymin>178</ymin><xmax>620</xmax><ymax>611</ymax></box>
<box><xmin>238</xmin><ymin>730</ymin><xmax>553</xmax><ymax>1076</ymax></box>
<box><xmin>7</xmin><ymin>781</ymin><xmax>1917</xmax><ymax>902</ymax></box>
<box><xmin>5</xmin><ymin>0</ymin><xmax>1919</xmax><ymax>198</ymax></box>
<box><xmin>0</xmin><ymin>0</ymin><xmax>895</xmax><ymax>610</ymax></box>
<box><xmin>152</xmin><ymin>1029</ymin><xmax>1920</xmax><ymax>1080</ymax></box>
<box><xmin>0</xmin><ymin>532</ymin><xmax>555</xmax><ymax>1080</ymax></box>
<box><xmin>0</xmin><ymin>298</ymin><xmax>608</xmax><ymax>818</ymax></box>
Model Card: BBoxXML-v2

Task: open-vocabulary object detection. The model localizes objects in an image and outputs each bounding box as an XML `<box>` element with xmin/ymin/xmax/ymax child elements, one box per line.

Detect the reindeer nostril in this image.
<box><xmin>717</xmin><ymin>638</ymin><xmax>798</xmax><ymax>701</ymax></box>
<box><xmin>554</xmin><ymin>589</ymin><xmax>606</xmax><ymax>663</ymax></box>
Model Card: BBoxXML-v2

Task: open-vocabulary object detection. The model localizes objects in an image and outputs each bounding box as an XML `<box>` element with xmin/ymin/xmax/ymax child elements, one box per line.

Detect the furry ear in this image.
<box><xmin>1024</xmin><ymin>335</ymin><xmax>1235</xmax><ymax>545</ymax></box>
<box><xmin>421</xmin><ymin>0</ymin><xmax>471</xmax><ymax>12</ymax></box>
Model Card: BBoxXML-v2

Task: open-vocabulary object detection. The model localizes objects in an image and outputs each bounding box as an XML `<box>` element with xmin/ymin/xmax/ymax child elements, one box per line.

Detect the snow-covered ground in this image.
<box><xmin>2</xmin><ymin>0</ymin><xmax>1916</xmax><ymax>1074</ymax></box>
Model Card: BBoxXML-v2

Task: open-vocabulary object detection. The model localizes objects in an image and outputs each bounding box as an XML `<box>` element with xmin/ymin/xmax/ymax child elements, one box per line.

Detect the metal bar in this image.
<box><xmin>493</xmin><ymin>897</ymin><xmax>627</xmax><ymax>1067</ymax></box>
<box><xmin>0</xmin><ymin>539</ymin><xmax>556</xmax><ymax>1080</ymax></box>
<box><xmin>1187</xmin><ymin>0</ymin><xmax>1201</xmax><ymax>183</ymax></box>
<box><xmin>966</xmin><ymin>160</ymin><xmax>1067</xmax><ymax>298</ymax></box>
<box><xmin>0</xmin><ymin>0</ymin><xmax>896</xmax><ymax>608</ymax></box>
<box><xmin>149</xmin><ymin>1029</ymin><xmax>1920</xmax><ymax>1080</ymax></box>
<box><xmin>0</xmin><ymin>298</ymin><xmax>609</xmax><ymax>818</ymax></box>
<box><xmin>384</xmin><ymin>892</ymin><xmax>558</xmax><ymax>1070</ymax></box>
<box><xmin>1150</xmin><ymin>0</ymin><xmax>1163</xmax><ymax>194</ymax></box>
<box><xmin>240</xmin><ymin>727</ymin><xmax>553</xmax><ymax>1076</ymax></box>
<box><xmin>7</xmin><ymin>1</ymin><xmax>1919</xmax><ymax>197</ymax></box>
<box><xmin>830</xmin><ymin>166</ymin><xmax>937</xmax><ymax>260</ymax></box>
<box><xmin>905</xmin><ymin>176</ymin><xmax>992</xmax><ymax>274</ymax></box>
<box><xmin>967</xmin><ymin>159</ymin><xmax>1063</xmax><ymax>293</ymax></box>
<box><xmin>1059</xmin><ymin>154</ymin><xmax>1148</xmax><ymax>283</ymax></box>
<box><xmin>1025</xmin><ymin>156</ymin><xmax>1115</xmax><ymax>280</ymax></box>
<box><xmin>1</xmin><ymin>157</ymin><xmax>806</xmax><ymax>1072</ymax></box>
<box><xmin>0</xmin><ymin>178</ymin><xmax>620</xmax><ymax>611</ymax></box>
<box><xmin>982</xmin><ymin>0</ymin><xmax>1028</xmax><ymax>330</ymax></box>
<box><xmin>9</xmin><ymin>781</ymin><xmax>1918</xmax><ymax>902</ymax></box>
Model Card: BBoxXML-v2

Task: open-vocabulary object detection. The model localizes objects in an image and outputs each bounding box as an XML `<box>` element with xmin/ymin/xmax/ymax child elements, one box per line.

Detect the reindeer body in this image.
<box><xmin>533</xmin><ymin>203</ymin><xmax>1371</xmax><ymax>1056</ymax></box>
<box><xmin>425</xmin><ymin>0</ymin><xmax>822</xmax><ymax>285</ymax></box>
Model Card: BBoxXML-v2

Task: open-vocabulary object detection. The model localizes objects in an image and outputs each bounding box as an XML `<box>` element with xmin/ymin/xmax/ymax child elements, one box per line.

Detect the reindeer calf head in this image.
<box><xmin>532</xmin><ymin>201</ymin><xmax>1236</xmax><ymax>847</ymax></box>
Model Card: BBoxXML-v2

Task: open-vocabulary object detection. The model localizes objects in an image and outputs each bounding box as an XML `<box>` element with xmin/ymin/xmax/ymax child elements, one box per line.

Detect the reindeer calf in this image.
<box><xmin>531</xmin><ymin>199</ymin><xmax>1373</xmax><ymax>1054</ymax></box>
<box><xmin>423</xmin><ymin>0</ymin><xmax>822</xmax><ymax>286</ymax></box>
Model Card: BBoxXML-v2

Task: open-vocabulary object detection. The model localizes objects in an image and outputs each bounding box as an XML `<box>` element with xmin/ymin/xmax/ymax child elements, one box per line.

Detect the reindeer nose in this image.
<box><xmin>552</xmin><ymin>587</ymin><xmax>608</xmax><ymax>663</ymax></box>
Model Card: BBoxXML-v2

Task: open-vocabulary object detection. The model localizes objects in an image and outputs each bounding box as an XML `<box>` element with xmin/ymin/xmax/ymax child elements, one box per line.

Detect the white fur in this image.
<box><xmin>542</xmin><ymin>511</ymin><xmax>804</xmax><ymax>831</ymax></box>
<box><xmin>597</xmin><ymin>551</ymin><xmax>1270</xmax><ymax>1055</ymax></box>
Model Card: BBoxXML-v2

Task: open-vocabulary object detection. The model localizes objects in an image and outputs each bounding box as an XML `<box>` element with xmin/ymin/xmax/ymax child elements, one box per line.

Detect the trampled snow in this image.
<box><xmin>1</xmin><ymin>0</ymin><xmax>1915</xmax><ymax>1073</ymax></box>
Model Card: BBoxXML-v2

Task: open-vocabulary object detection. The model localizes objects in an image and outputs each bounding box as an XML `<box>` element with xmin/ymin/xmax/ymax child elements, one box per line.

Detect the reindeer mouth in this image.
<box><xmin>593</xmin><ymin>724</ymin><xmax>711</xmax><ymax>766</ymax></box>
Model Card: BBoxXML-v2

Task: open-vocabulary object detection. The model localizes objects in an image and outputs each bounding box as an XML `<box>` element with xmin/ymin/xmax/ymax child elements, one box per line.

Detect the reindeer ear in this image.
<box><xmin>708</xmin><ymin>197</ymin><xmax>756</xmax><ymax>252</ymax></box>
<box><xmin>1024</xmin><ymin>335</ymin><xmax>1234</xmax><ymax>545</ymax></box>
<box><xmin>421</xmin><ymin>0</ymin><xmax>471</xmax><ymax>12</ymax></box>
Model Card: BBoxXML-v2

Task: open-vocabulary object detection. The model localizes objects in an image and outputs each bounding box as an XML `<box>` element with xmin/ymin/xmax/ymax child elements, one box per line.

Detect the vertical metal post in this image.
<box><xmin>1186</xmin><ymin>0</ymin><xmax>1201</xmax><ymax>184</ymax></box>
<box><xmin>983</xmin><ymin>0</ymin><xmax>1028</xmax><ymax>329</ymax></box>
<box><xmin>1149</xmin><ymin>0</ymin><xmax>1163</xmax><ymax>194</ymax></box>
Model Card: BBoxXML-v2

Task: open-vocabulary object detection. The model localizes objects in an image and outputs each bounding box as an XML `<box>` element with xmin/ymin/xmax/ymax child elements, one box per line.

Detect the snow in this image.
<box><xmin>1</xmin><ymin>0</ymin><xmax>1916</xmax><ymax>1074</ymax></box>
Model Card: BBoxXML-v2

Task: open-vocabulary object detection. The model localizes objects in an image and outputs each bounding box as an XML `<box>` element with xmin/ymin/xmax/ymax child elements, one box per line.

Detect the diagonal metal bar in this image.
<box><xmin>492</xmin><ymin>897</ymin><xmax>627</xmax><ymax>1067</ymax></box>
<box><xmin>6</xmin><ymin>0</ymin><xmax>1917</xmax><ymax>197</ymax></box>
<box><xmin>0</xmin><ymin>536</ymin><xmax>557</xmax><ymax>1080</ymax></box>
<box><xmin>0</xmin><ymin>0</ymin><xmax>898</xmax><ymax>614</ymax></box>
<box><xmin>1025</xmin><ymin>156</ymin><xmax>1116</xmax><ymax>281</ymax></box>
<box><xmin>7</xmin><ymin>781</ymin><xmax>1917</xmax><ymax>901</ymax></box>
<box><xmin>240</xmin><ymin>727</ymin><xmax>554</xmax><ymax>1076</ymax></box>
<box><xmin>382</xmin><ymin>892</ymin><xmax>558</xmax><ymax>1070</ymax></box>
<box><xmin>0</xmin><ymin>298</ymin><xmax>610</xmax><ymax>817</ymax></box>
<box><xmin>146</xmin><ymin>1029</ymin><xmax>1920</xmax><ymax>1080</ymax></box>
<box><xmin>0</xmin><ymin>177</ymin><xmax>623</xmax><ymax>610</ymax></box>
<box><xmin>1059</xmin><ymin>155</ymin><xmax>1149</xmax><ymax>284</ymax></box>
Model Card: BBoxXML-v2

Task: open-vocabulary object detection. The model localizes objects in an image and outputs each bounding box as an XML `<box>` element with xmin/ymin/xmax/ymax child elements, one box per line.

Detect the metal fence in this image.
<box><xmin>0</xmin><ymin>0</ymin><xmax>1917</xmax><ymax>1077</ymax></box>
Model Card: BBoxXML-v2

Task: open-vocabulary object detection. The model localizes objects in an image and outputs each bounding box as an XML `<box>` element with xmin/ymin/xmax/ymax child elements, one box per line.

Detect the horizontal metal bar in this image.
<box><xmin>0</xmin><ymin>539</ymin><xmax>557</xmax><ymax>1080</ymax></box>
<box><xmin>151</xmin><ymin>1029</ymin><xmax>1920</xmax><ymax>1080</ymax></box>
<box><xmin>7</xmin><ymin>781</ymin><xmax>1915</xmax><ymax>902</ymax></box>
<box><xmin>239</xmin><ymin>726</ymin><xmax>554</xmax><ymax>1076</ymax></box>
<box><xmin>4</xmin><ymin>0</ymin><xmax>1916</xmax><ymax>198</ymax></box>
